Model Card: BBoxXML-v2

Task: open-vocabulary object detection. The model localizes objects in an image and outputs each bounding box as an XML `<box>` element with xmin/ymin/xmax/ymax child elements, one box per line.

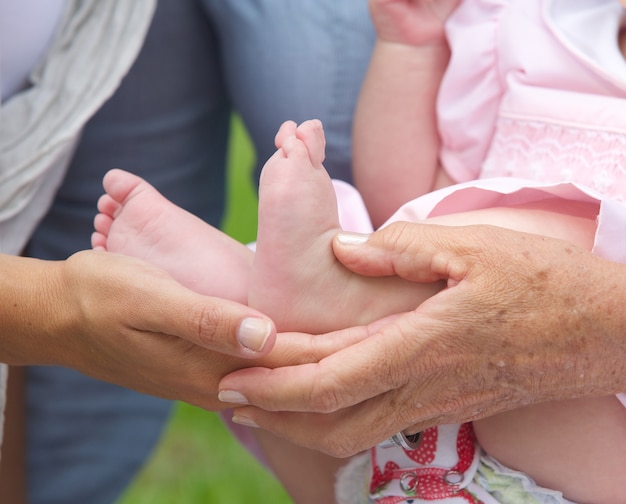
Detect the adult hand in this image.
<box><xmin>1</xmin><ymin>250</ymin><xmax>363</xmax><ymax>411</ymax></box>
<box><xmin>218</xmin><ymin>222</ymin><xmax>626</xmax><ymax>456</ymax></box>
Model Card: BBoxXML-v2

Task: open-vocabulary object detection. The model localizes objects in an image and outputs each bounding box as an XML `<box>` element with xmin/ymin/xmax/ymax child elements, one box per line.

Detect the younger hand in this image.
<box><xmin>2</xmin><ymin>250</ymin><xmax>276</xmax><ymax>410</ymax></box>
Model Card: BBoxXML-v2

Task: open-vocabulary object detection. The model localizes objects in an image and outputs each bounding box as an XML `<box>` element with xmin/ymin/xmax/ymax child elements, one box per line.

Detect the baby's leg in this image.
<box><xmin>92</xmin><ymin>169</ymin><xmax>252</xmax><ymax>304</ymax></box>
<box><xmin>249</xmin><ymin>119</ymin><xmax>442</xmax><ymax>333</ymax></box>
<box><xmin>474</xmin><ymin>396</ymin><xmax>626</xmax><ymax>504</ymax></box>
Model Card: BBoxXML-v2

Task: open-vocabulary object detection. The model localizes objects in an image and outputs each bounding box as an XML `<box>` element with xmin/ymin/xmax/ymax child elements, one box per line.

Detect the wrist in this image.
<box><xmin>376</xmin><ymin>36</ymin><xmax>448</xmax><ymax>52</ymax></box>
<box><xmin>0</xmin><ymin>255</ymin><xmax>70</xmax><ymax>366</ymax></box>
<box><xmin>374</xmin><ymin>38</ymin><xmax>450</xmax><ymax>71</ymax></box>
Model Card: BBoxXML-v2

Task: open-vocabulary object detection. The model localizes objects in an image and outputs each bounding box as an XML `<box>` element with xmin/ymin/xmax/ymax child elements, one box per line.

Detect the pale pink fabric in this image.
<box><xmin>439</xmin><ymin>0</ymin><xmax>626</xmax><ymax>199</ymax></box>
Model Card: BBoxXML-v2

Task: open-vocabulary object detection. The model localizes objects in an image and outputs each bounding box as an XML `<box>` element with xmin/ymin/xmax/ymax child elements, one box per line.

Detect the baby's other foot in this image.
<box><xmin>93</xmin><ymin>169</ymin><xmax>251</xmax><ymax>302</ymax></box>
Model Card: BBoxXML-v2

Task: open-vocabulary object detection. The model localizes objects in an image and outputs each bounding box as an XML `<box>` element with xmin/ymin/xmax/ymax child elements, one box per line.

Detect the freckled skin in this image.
<box><xmin>472</xmin><ymin>249</ymin><xmax>626</xmax><ymax>504</ymax></box>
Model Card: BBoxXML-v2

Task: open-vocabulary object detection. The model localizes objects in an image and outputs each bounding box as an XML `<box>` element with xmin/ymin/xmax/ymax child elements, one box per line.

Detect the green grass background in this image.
<box><xmin>116</xmin><ymin>117</ymin><xmax>293</xmax><ymax>504</ymax></box>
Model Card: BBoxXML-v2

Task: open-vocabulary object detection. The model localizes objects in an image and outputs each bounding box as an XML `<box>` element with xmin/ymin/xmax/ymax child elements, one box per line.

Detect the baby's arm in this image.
<box><xmin>353</xmin><ymin>0</ymin><xmax>460</xmax><ymax>228</ymax></box>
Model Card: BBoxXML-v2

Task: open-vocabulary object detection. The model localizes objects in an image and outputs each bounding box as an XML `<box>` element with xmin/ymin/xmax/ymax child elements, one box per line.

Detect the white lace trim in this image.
<box><xmin>482</xmin><ymin>117</ymin><xmax>626</xmax><ymax>201</ymax></box>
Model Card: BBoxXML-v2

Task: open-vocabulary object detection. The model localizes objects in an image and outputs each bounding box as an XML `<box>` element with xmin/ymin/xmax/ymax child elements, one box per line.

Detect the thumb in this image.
<box><xmin>138</xmin><ymin>282</ymin><xmax>276</xmax><ymax>358</ymax></box>
<box><xmin>332</xmin><ymin>221</ymin><xmax>451</xmax><ymax>282</ymax></box>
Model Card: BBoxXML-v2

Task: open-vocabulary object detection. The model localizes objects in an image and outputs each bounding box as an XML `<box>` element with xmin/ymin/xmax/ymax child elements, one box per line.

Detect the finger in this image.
<box><xmin>133</xmin><ymin>278</ymin><xmax>277</xmax><ymax>358</ymax></box>
<box><xmin>218</xmin><ymin>312</ymin><xmax>422</xmax><ymax>412</ymax></box>
<box><xmin>226</xmin><ymin>312</ymin><xmax>467</xmax><ymax>456</ymax></box>
<box><xmin>333</xmin><ymin>221</ymin><xmax>469</xmax><ymax>282</ymax></box>
<box><xmin>262</xmin><ymin>322</ymin><xmax>379</xmax><ymax>367</ymax></box>
<box><xmin>228</xmin><ymin>388</ymin><xmax>442</xmax><ymax>457</ymax></box>
<box><xmin>95</xmin><ymin>330</ymin><xmax>249</xmax><ymax>412</ymax></box>
<box><xmin>183</xmin><ymin>325</ymin><xmax>373</xmax><ymax>409</ymax></box>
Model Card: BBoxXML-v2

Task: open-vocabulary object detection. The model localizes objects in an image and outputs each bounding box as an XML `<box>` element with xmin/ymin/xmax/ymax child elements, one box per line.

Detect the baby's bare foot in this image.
<box><xmin>92</xmin><ymin>169</ymin><xmax>251</xmax><ymax>303</ymax></box>
<box><xmin>249</xmin><ymin>120</ymin><xmax>438</xmax><ymax>333</ymax></box>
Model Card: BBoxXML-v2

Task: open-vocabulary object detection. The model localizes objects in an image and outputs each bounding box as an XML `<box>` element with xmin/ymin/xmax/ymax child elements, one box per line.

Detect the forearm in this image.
<box><xmin>576</xmin><ymin>256</ymin><xmax>626</xmax><ymax>396</ymax></box>
<box><xmin>353</xmin><ymin>40</ymin><xmax>449</xmax><ymax>228</ymax></box>
<box><xmin>427</xmin><ymin>202</ymin><xmax>626</xmax><ymax>393</ymax></box>
<box><xmin>0</xmin><ymin>254</ymin><xmax>69</xmax><ymax>366</ymax></box>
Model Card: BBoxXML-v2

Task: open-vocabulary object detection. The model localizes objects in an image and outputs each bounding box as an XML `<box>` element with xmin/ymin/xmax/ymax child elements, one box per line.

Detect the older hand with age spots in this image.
<box><xmin>218</xmin><ymin>222</ymin><xmax>626</xmax><ymax>457</ymax></box>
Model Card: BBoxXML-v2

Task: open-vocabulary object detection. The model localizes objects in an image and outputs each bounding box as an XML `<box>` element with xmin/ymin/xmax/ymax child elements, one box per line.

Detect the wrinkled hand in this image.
<box><xmin>3</xmin><ymin>251</ymin><xmax>363</xmax><ymax>411</ymax></box>
<box><xmin>369</xmin><ymin>0</ymin><xmax>461</xmax><ymax>46</ymax></box>
<box><xmin>218</xmin><ymin>223</ymin><xmax>626</xmax><ymax>456</ymax></box>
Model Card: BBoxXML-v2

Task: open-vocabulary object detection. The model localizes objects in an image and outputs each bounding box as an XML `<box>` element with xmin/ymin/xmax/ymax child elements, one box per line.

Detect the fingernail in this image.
<box><xmin>336</xmin><ymin>231</ymin><xmax>370</xmax><ymax>245</ymax></box>
<box><xmin>232</xmin><ymin>414</ymin><xmax>259</xmax><ymax>429</ymax></box>
<box><xmin>218</xmin><ymin>390</ymin><xmax>249</xmax><ymax>405</ymax></box>
<box><xmin>238</xmin><ymin>317</ymin><xmax>272</xmax><ymax>353</ymax></box>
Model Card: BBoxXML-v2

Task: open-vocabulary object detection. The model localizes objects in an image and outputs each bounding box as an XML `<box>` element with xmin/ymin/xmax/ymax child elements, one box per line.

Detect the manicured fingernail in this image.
<box><xmin>238</xmin><ymin>317</ymin><xmax>272</xmax><ymax>352</ymax></box>
<box><xmin>336</xmin><ymin>231</ymin><xmax>370</xmax><ymax>245</ymax></box>
<box><xmin>218</xmin><ymin>390</ymin><xmax>249</xmax><ymax>405</ymax></box>
<box><xmin>232</xmin><ymin>414</ymin><xmax>259</xmax><ymax>429</ymax></box>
